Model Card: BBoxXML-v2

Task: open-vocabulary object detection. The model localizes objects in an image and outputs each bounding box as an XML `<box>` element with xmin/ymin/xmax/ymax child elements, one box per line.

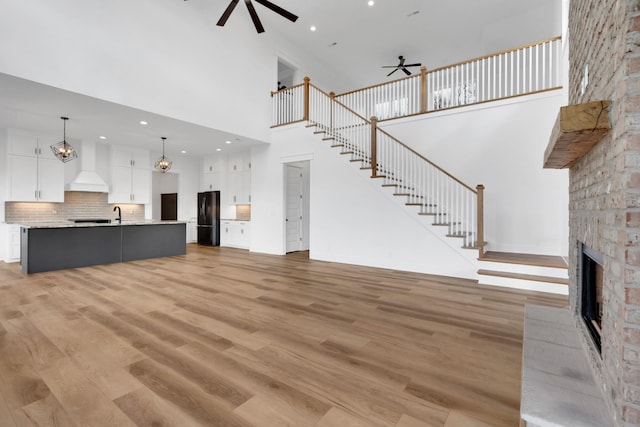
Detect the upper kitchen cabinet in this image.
<box><xmin>6</xmin><ymin>130</ymin><xmax>64</xmax><ymax>202</ymax></box>
<box><xmin>202</xmin><ymin>155</ymin><xmax>224</xmax><ymax>192</ymax></box>
<box><xmin>227</xmin><ymin>152</ymin><xmax>251</xmax><ymax>205</ymax></box>
<box><xmin>112</xmin><ymin>147</ymin><xmax>149</xmax><ymax>169</ymax></box>
<box><xmin>108</xmin><ymin>146</ymin><xmax>150</xmax><ymax>204</ymax></box>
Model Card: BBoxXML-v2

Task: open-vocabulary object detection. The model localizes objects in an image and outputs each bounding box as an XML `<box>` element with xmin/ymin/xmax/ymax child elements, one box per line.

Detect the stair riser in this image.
<box><xmin>478</xmin><ymin>275</ymin><xmax>568</xmax><ymax>295</ymax></box>
<box><xmin>477</xmin><ymin>261</ymin><xmax>568</xmax><ymax>278</ymax></box>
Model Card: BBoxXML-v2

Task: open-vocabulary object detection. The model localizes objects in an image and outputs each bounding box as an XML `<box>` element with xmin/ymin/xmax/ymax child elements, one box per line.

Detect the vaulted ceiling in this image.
<box><xmin>0</xmin><ymin>0</ymin><xmax>561</xmax><ymax>157</ymax></box>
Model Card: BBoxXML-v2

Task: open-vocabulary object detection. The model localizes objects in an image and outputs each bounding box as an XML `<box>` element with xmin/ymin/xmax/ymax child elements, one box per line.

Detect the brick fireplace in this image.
<box><xmin>567</xmin><ymin>0</ymin><xmax>640</xmax><ymax>424</ymax></box>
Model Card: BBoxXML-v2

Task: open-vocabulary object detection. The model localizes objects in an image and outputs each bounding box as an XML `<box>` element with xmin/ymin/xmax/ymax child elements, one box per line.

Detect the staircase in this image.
<box><xmin>305</xmin><ymin>114</ymin><xmax>481</xmax><ymax>254</ymax></box>
<box><xmin>270</xmin><ymin>48</ymin><xmax>568</xmax><ymax>294</ymax></box>
<box><xmin>301</xmin><ymin>115</ymin><xmax>569</xmax><ymax>295</ymax></box>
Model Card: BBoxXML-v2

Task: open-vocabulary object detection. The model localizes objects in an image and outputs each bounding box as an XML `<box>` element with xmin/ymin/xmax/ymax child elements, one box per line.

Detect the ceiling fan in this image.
<box><xmin>382</xmin><ymin>56</ymin><xmax>422</xmax><ymax>77</ymax></box>
<box><xmin>186</xmin><ymin>0</ymin><xmax>298</xmax><ymax>34</ymax></box>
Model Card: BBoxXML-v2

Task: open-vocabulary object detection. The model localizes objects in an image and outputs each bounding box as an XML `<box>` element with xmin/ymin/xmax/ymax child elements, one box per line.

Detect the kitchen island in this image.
<box><xmin>20</xmin><ymin>220</ymin><xmax>186</xmax><ymax>274</ymax></box>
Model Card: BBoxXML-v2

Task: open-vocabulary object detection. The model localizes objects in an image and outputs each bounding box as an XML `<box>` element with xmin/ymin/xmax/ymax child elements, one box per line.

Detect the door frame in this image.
<box><xmin>282</xmin><ymin>159</ymin><xmax>311</xmax><ymax>254</ymax></box>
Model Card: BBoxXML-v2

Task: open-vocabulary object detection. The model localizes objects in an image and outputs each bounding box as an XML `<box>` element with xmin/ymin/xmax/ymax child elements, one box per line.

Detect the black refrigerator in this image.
<box><xmin>197</xmin><ymin>191</ymin><xmax>220</xmax><ymax>246</ymax></box>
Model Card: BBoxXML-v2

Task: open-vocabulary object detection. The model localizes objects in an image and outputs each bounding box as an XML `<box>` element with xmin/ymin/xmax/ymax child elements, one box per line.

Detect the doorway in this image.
<box><xmin>152</xmin><ymin>171</ymin><xmax>179</xmax><ymax>220</ymax></box>
<box><xmin>161</xmin><ymin>193</ymin><xmax>178</xmax><ymax>220</ymax></box>
<box><xmin>285</xmin><ymin>162</ymin><xmax>310</xmax><ymax>253</ymax></box>
<box><xmin>277</xmin><ymin>58</ymin><xmax>297</xmax><ymax>91</ymax></box>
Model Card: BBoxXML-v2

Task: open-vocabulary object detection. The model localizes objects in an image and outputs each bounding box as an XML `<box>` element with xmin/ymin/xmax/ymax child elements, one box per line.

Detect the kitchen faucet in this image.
<box><xmin>113</xmin><ymin>206</ymin><xmax>122</xmax><ymax>223</ymax></box>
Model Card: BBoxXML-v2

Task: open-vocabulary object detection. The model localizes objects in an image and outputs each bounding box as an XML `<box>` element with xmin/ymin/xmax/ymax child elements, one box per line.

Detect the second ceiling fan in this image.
<box><xmin>382</xmin><ymin>56</ymin><xmax>422</xmax><ymax>77</ymax></box>
<box><xmin>215</xmin><ymin>0</ymin><xmax>298</xmax><ymax>33</ymax></box>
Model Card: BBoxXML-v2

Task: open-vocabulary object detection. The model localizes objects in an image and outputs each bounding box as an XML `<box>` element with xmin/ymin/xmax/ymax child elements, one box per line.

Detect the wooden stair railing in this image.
<box><xmin>290</xmin><ymin>80</ymin><xmax>486</xmax><ymax>255</ymax></box>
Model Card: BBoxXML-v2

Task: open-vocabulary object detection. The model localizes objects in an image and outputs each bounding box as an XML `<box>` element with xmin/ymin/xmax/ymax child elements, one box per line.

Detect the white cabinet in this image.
<box><xmin>109</xmin><ymin>147</ymin><xmax>150</xmax><ymax>204</ymax></box>
<box><xmin>202</xmin><ymin>156</ymin><xmax>224</xmax><ymax>192</ymax></box>
<box><xmin>3</xmin><ymin>224</ymin><xmax>21</xmax><ymax>263</ymax></box>
<box><xmin>186</xmin><ymin>222</ymin><xmax>197</xmax><ymax>243</ymax></box>
<box><xmin>6</xmin><ymin>130</ymin><xmax>64</xmax><ymax>202</ymax></box>
<box><xmin>203</xmin><ymin>172</ymin><xmax>222</xmax><ymax>192</ymax></box>
<box><xmin>227</xmin><ymin>153</ymin><xmax>251</xmax><ymax>205</ymax></box>
<box><xmin>220</xmin><ymin>220</ymin><xmax>250</xmax><ymax>249</ymax></box>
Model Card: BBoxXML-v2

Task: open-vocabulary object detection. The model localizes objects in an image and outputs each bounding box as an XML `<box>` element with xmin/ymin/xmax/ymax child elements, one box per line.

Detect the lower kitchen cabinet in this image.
<box><xmin>186</xmin><ymin>222</ymin><xmax>197</xmax><ymax>243</ymax></box>
<box><xmin>220</xmin><ymin>220</ymin><xmax>250</xmax><ymax>249</ymax></box>
<box><xmin>2</xmin><ymin>224</ymin><xmax>21</xmax><ymax>263</ymax></box>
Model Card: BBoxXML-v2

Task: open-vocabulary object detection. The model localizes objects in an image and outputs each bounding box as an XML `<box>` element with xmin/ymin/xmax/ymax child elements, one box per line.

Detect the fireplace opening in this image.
<box><xmin>580</xmin><ymin>243</ymin><xmax>604</xmax><ymax>354</ymax></box>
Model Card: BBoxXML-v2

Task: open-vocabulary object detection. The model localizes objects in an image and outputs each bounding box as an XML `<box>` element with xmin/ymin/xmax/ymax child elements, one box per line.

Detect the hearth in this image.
<box><xmin>580</xmin><ymin>243</ymin><xmax>603</xmax><ymax>354</ymax></box>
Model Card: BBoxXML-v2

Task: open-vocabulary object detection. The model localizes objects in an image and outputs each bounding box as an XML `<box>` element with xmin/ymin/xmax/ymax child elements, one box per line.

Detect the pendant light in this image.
<box><xmin>50</xmin><ymin>116</ymin><xmax>78</xmax><ymax>163</ymax></box>
<box><xmin>155</xmin><ymin>137</ymin><xmax>172</xmax><ymax>173</ymax></box>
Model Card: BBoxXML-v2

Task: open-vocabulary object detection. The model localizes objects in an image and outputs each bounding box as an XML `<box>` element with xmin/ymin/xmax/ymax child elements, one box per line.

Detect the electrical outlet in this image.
<box><xmin>580</xmin><ymin>64</ymin><xmax>589</xmax><ymax>96</ymax></box>
<box><xmin>52</xmin><ymin>209</ymin><xmax>57</xmax><ymax>215</ymax></box>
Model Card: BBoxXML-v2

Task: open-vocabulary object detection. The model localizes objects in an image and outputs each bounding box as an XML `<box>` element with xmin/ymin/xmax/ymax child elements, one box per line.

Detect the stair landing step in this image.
<box><xmin>479</xmin><ymin>251</ymin><xmax>567</xmax><ymax>269</ymax></box>
<box><xmin>478</xmin><ymin>269</ymin><xmax>568</xmax><ymax>285</ymax></box>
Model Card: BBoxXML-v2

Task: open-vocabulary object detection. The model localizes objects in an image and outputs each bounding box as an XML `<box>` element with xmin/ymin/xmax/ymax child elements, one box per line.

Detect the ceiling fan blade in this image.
<box><xmin>381</xmin><ymin>66</ymin><xmax>397</xmax><ymax>68</ymax></box>
<box><xmin>245</xmin><ymin>0</ymin><xmax>265</xmax><ymax>33</ymax></box>
<box><xmin>254</xmin><ymin>0</ymin><xmax>298</xmax><ymax>22</ymax></box>
<box><xmin>217</xmin><ymin>0</ymin><xmax>240</xmax><ymax>26</ymax></box>
<box><xmin>402</xmin><ymin>67</ymin><xmax>412</xmax><ymax>76</ymax></box>
<box><xmin>387</xmin><ymin>68</ymin><xmax>398</xmax><ymax>77</ymax></box>
<box><xmin>404</xmin><ymin>63</ymin><xmax>422</xmax><ymax>67</ymax></box>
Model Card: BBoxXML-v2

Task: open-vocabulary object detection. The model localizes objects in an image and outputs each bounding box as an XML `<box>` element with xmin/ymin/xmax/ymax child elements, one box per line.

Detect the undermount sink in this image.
<box><xmin>69</xmin><ymin>218</ymin><xmax>112</xmax><ymax>223</ymax></box>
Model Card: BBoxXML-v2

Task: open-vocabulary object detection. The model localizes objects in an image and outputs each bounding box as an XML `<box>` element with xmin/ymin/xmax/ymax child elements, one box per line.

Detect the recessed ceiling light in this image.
<box><xmin>139</xmin><ymin>120</ymin><xmax>148</xmax><ymax>125</ymax></box>
<box><xmin>216</xmin><ymin>148</ymin><xmax>222</xmax><ymax>152</ymax></box>
<box><xmin>181</xmin><ymin>150</ymin><xmax>187</xmax><ymax>154</ymax></box>
<box><xmin>310</xmin><ymin>25</ymin><xmax>316</xmax><ymax>32</ymax></box>
<box><xmin>225</xmin><ymin>140</ymin><xmax>232</xmax><ymax>144</ymax></box>
<box><xmin>99</xmin><ymin>136</ymin><xmax>107</xmax><ymax>140</ymax></box>
<box><xmin>368</xmin><ymin>0</ymin><xmax>374</xmax><ymax>6</ymax></box>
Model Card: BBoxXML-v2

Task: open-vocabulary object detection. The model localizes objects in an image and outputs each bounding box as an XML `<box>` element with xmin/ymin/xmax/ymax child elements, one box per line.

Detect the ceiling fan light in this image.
<box><xmin>50</xmin><ymin>116</ymin><xmax>78</xmax><ymax>163</ymax></box>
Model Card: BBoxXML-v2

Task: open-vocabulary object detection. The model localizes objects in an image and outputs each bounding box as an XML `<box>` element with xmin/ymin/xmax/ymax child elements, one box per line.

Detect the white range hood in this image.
<box><xmin>65</xmin><ymin>140</ymin><xmax>109</xmax><ymax>193</ymax></box>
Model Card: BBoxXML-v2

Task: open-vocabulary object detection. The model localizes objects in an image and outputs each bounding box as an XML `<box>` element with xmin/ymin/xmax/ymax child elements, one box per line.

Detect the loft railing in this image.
<box><xmin>271</xmin><ymin>82</ymin><xmax>306</xmax><ymax>127</ymax></box>
<box><xmin>276</xmin><ymin>82</ymin><xmax>486</xmax><ymax>254</ymax></box>
<box><xmin>333</xmin><ymin>36</ymin><xmax>562</xmax><ymax>121</ymax></box>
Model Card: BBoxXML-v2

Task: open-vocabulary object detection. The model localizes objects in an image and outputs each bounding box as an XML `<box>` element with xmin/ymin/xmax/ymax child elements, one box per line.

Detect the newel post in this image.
<box><xmin>476</xmin><ymin>184</ymin><xmax>485</xmax><ymax>258</ymax></box>
<box><xmin>420</xmin><ymin>66</ymin><xmax>428</xmax><ymax>113</ymax></box>
<box><xmin>371</xmin><ymin>116</ymin><xmax>378</xmax><ymax>177</ymax></box>
<box><xmin>303</xmin><ymin>77</ymin><xmax>311</xmax><ymax>121</ymax></box>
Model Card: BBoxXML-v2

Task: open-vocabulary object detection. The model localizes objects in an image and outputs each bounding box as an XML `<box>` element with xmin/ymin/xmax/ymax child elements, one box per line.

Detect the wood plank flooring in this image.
<box><xmin>0</xmin><ymin>245</ymin><xmax>567</xmax><ymax>426</ymax></box>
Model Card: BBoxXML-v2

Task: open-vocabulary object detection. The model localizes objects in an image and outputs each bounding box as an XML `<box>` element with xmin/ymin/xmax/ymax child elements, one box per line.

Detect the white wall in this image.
<box><xmin>381</xmin><ymin>91</ymin><xmax>569</xmax><ymax>255</ymax></box>
<box><xmin>0</xmin><ymin>129</ymin><xmax>7</xmax><ymax>224</ymax></box>
<box><xmin>0</xmin><ymin>0</ymin><xmax>353</xmax><ymax>144</ymax></box>
<box><xmin>481</xmin><ymin>0</ymin><xmax>561</xmax><ymax>55</ymax></box>
<box><xmin>154</xmin><ymin>155</ymin><xmax>200</xmax><ymax>222</ymax></box>
<box><xmin>252</xmin><ymin>125</ymin><xmax>477</xmax><ymax>279</ymax></box>
<box><xmin>151</xmin><ymin>171</ymin><xmax>179</xmax><ymax>220</ymax></box>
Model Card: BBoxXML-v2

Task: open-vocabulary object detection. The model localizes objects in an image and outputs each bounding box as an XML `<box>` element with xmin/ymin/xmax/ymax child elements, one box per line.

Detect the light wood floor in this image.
<box><xmin>0</xmin><ymin>245</ymin><xmax>567</xmax><ymax>427</ymax></box>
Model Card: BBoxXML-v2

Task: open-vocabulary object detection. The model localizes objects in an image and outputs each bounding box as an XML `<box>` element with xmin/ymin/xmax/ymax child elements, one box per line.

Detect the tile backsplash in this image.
<box><xmin>4</xmin><ymin>192</ymin><xmax>145</xmax><ymax>223</ymax></box>
<box><xmin>236</xmin><ymin>204</ymin><xmax>251</xmax><ymax>221</ymax></box>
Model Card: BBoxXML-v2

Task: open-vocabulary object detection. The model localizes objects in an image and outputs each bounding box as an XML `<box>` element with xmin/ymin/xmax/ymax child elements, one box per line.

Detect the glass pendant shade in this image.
<box><xmin>50</xmin><ymin>117</ymin><xmax>77</xmax><ymax>163</ymax></box>
<box><xmin>155</xmin><ymin>137</ymin><xmax>172</xmax><ymax>173</ymax></box>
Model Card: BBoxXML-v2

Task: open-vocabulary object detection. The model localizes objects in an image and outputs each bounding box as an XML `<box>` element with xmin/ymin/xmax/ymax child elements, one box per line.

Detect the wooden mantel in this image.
<box><xmin>543</xmin><ymin>100</ymin><xmax>612</xmax><ymax>169</ymax></box>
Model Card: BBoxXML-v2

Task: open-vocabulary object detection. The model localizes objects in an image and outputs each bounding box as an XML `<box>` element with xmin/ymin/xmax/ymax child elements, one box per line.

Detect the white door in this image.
<box><xmin>285</xmin><ymin>165</ymin><xmax>304</xmax><ymax>253</ymax></box>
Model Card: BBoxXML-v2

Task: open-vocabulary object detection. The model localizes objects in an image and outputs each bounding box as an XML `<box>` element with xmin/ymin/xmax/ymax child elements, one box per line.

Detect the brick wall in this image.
<box><xmin>569</xmin><ymin>0</ymin><xmax>640</xmax><ymax>424</ymax></box>
<box><xmin>4</xmin><ymin>192</ymin><xmax>145</xmax><ymax>223</ymax></box>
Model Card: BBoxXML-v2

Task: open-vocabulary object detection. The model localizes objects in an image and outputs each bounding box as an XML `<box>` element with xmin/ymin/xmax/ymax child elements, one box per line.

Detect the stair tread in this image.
<box><xmin>478</xmin><ymin>269</ymin><xmax>568</xmax><ymax>285</ymax></box>
<box><xmin>479</xmin><ymin>251</ymin><xmax>567</xmax><ymax>269</ymax></box>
